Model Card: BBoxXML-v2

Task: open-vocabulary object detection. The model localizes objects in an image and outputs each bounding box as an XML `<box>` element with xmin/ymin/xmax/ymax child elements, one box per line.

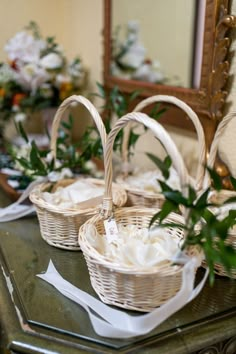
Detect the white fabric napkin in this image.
<box><xmin>0</xmin><ymin>178</ymin><xmax>46</xmax><ymax>222</ymax></box>
<box><xmin>37</xmin><ymin>254</ymin><xmax>208</xmax><ymax>338</ymax></box>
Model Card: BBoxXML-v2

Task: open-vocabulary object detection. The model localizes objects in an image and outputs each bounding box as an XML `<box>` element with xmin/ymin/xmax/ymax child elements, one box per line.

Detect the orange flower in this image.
<box><xmin>59</xmin><ymin>82</ymin><xmax>73</xmax><ymax>100</ymax></box>
<box><xmin>0</xmin><ymin>88</ymin><xmax>5</xmax><ymax>97</ymax></box>
<box><xmin>12</xmin><ymin>93</ymin><xmax>26</xmax><ymax>106</ymax></box>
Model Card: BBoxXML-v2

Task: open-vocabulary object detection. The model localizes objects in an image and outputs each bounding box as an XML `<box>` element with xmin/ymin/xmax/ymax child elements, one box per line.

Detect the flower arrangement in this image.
<box><xmin>111</xmin><ymin>20</ymin><xmax>182</xmax><ymax>86</ymax></box>
<box><xmin>111</xmin><ymin>20</ymin><xmax>165</xmax><ymax>84</ymax></box>
<box><xmin>0</xmin><ymin>116</ymin><xmax>103</xmax><ymax>193</ymax></box>
<box><xmin>0</xmin><ymin>21</ymin><xmax>88</xmax><ymax>130</ymax></box>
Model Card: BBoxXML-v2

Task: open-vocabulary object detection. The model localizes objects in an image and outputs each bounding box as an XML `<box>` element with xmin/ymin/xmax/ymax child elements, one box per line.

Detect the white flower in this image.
<box><xmin>39</xmin><ymin>83</ymin><xmax>53</xmax><ymax>98</ymax></box>
<box><xmin>4</xmin><ymin>31</ymin><xmax>46</xmax><ymax>63</ymax></box>
<box><xmin>40</xmin><ymin>52</ymin><xmax>63</xmax><ymax>70</ymax></box>
<box><xmin>48</xmin><ymin>168</ymin><xmax>73</xmax><ymax>182</ymax></box>
<box><xmin>119</xmin><ymin>43</ymin><xmax>146</xmax><ymax>69</ymax></box>
<box><xmin>45</xmin><ymin>151</ymin><xmax>54</xmax><ymax>163</ymax></box>
<box><xmin>68</xmin><ymin>60</ymin><xmax>82</xmax><ymax>77</ymax></box>
<box><xmin>15</xmin><ymin>63</ymin><xmax>49</xmax><ymax>93</ymax></box>
<box><xmin>0</xmin><ymin>63</ymin><xmax>17</xmax><ymax>83</ymax></box>
<box><xmin>14</xmin><ymin>112</ymin><xmax>27</xmax><ymax>122</ymax></box>
<box><xmin>12</xmin><ymin>105</ymin><xmax>20</xmax><ymax>112</ymax></box>
<box><xmin>127</xmin><ymin>20</ymin><xmax>140</xmax><ymax>33</ymax></box>
<box><xmin>55</xmin><ymin>73</ymin><xmax>71</xmax><ymax>87</ymax></box>
<box><xmin>132</xmin><ymin>63</ymin><xmax>165</xmax><ymax>83</ymax></box>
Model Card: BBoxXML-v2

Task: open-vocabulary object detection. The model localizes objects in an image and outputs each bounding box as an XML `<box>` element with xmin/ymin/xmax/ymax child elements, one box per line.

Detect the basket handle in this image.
<box><xmin>50</xmin><ymin>95</ymin><xmax>107</xmax><ymax>161</ymax></box>
<box><xmin>203</xmin><ymin>111</ymin><xmax>236</xmax><ymax>188</ymax></box>
<box><xmin>122</xmin><ymin>95</ymin><xmax>206</xmax><ymax>191</ymax></box>
<box><xmin>102</xmin><ymin>112</ymin><xmax>190</xmax><ymax>218</ymax></box>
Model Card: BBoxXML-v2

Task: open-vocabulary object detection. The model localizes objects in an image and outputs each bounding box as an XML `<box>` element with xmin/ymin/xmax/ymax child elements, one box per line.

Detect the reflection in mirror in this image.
<box><xmin>111</xmin><ymin>0</ymin><xmax>200</xmax><ymax>88</ymax></box>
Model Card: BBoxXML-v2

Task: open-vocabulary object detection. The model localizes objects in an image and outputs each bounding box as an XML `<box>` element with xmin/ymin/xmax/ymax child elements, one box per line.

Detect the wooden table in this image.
<box><xmin>0</xmin><ymin>189</ymin><xmax>235</xmax><ymax>354</ymax></box>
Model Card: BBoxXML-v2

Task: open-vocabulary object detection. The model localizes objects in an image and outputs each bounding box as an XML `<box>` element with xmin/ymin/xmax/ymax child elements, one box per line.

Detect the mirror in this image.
<box><xmin>110</xmin><ymin>0</ymin><xmax>197</xmax><ymax>89</ymax></box>
<box><xmin>103</xmin><ymin>0</ymin><xmax>236</xmax><ymax>147</ymax></box>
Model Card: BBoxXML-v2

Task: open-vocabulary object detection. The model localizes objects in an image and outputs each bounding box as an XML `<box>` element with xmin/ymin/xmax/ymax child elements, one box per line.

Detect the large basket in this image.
<box><xmin>204</xmin><ymin>111</ymin><xmax>236</xmax><ymax>278</ymax></box>
<box><xmin>117</xmin><ymin>95</ymin><xmax>206</xmax><ymax>207</ymax></box>
<box><xmin>30</xmin><ymin>95</ymin><xmax>127</xmax><ymax>251</ymax></box>
<box><xmin>79</xmin><ymin>111</ymin><xmax>202</xmax><ymax>312</ymax></box>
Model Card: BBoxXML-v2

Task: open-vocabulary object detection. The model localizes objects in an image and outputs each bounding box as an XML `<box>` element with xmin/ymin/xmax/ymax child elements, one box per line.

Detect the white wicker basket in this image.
<box><xmin>30</xmin><ymin>95</ymin><xmax>127</xmax><ymax>251</ymax></box>
<box><xmin>79</xmin><ymin>111</ymin><xmax>202</xmax><ymax>312</ymax></box>
<box><xmin>204</xmin><ymin>111</ymin><xmax>236</xmax><ymax>278</ymax></box>
<box><xmin>117</xmin><ymin>95</ymin><xmax>206</xmax><ymax>208</ymax></box>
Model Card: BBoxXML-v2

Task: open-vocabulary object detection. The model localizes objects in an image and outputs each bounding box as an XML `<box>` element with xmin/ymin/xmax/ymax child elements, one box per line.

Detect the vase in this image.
<box><xmin>3</xmin><ymin>108</ymin><xmax>57</xmax><ymax>147</ymax></box>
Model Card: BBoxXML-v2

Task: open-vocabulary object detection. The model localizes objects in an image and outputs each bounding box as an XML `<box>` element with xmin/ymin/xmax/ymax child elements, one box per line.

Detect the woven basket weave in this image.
<box><xmin>79</xmin><ymin>111</ymin><xmax>202</xmax><ymax>312</ymax></box>
<box><xmin>30</xmin><ymin>95</ymin><xmax>127</xmax><ymax>251</ymax></box>
<box><xmin>204</xmin><ymin>111</ymin><xmax>236</xmax><ymax>278</ymax></box>
<box><xmin>117</xmin><ymin>95</ymin><xmax>206</xmax><ymax>208</ymax></box>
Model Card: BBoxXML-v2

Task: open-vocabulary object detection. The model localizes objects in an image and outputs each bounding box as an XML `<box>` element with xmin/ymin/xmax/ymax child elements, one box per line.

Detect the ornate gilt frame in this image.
<box><xmin>103</xmin><ymin>0</ymin><xmax>236</xmax><ymax>152</ymax></box>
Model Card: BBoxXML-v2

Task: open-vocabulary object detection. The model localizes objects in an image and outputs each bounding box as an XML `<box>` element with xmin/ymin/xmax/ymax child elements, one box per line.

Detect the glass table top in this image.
<box><xmin>0</xmin><ymin>214</ymin><xmax>235</xmax><ymax>350</ymax></box>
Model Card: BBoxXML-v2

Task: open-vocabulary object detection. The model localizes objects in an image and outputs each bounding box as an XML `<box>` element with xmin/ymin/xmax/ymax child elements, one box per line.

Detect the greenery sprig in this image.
<box><xmin>149</xmin><ymin>157</ymin><xmax>236</xmax><ymax>285</ymax></box>
<box><xmin>92</xmin><ymin>83</ymin><xmax>167</xmax><ymax>158</ymax></box>
<box><xmin>4</xmin><ymin>115</ymin><xmax>102</xmax><ymax>189</ymax></box>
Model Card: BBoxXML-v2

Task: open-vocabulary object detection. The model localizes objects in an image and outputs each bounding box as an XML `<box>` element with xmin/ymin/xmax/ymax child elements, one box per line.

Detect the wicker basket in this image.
<box><xmin>204</xmin><ymin>111</ymin><xmax>236</xmax><ymax>278</ymax></box>
<box><xmin>79</xmin><ymin>111</ymin><xmax>202</xmax><ymax>312</ymax></box>
<box><xmin>30</xmin><ymin>95</ymin><xmax>127</xmax><ymax>251</ymax></box>
<box><xmin>117</xmin><ymin>95</ymin><xmax>206</xmax><ymax>207</ymax></box>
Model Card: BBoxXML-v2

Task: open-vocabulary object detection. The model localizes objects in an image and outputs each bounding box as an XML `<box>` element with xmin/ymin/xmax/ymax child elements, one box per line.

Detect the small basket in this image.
<box><xmin>204</xmin><ymin>111</ymin><xmax>236</xmax><ymax>278</ymax></box>
<box><xmin>79</xmin><ymin>111</ymin><xmax>202</xmax><ymax>312</ymax></box>
<box><xmin>117</xmin><ymin>95</ymin><xmax>206</xmax><ymax>207</ymax></box>
<box><xmin>30</xmin><ymin>95</ymin><xmax>127</xmax><ymax>251</ymax></box>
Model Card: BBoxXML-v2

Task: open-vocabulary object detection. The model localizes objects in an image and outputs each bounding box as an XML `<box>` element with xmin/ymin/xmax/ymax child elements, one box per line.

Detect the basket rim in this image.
<box><xmin>79</xmin><ymin>207</ymin><xmax>201</xmax><ymax>275</ymax></box>
<box><xmin>29</xmin><ymin>177</ymin><xmax>127</xmax><ymax>215</ymax></box>
<box><xmin>116</xmin><ymin>175</ymin><xmax>165</xmax><ymax>199</ymax></box>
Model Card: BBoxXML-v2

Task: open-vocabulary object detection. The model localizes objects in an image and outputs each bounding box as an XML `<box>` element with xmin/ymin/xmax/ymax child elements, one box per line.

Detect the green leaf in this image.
<box><xmin>206</xmin><ymin>166</ymin><xmax>222</xmax><ymax>191</ymax></box>
<box><xmin>15</xmin><ymin>157</ymin><xmax>31</xmax><ymax>170</ymax></box>
<box><xmin>61</xmin><ymin>120</ymin><xmax>72</xmax><ymax>130</ymax></box>
<box><xmin>163</xmin><ymin>190</ymin><xmax>189</xmax><ymax>206</ymax></box>
<box><xmin>150</xmin><ymin>106</ymin><xmax>167</xmax><ymax>121</ymax></box>
<box><xmin>128</xmin><ymin>131</ymin><xmax>140</xmax><ymax>150</ymax></box>
<box><xmin>230</xmin><ymin>176</ymin><xmax>236</xmax><ymax>190</ymax></box>
<box><xmin>146</xmin><ymin>152</ymin><xmax>171</xmax><ymax>179</ymax></box>
<box><xmin>158</xmin><ymin>180</ymin><xmax>173</xmax><ymax>193</ymax></box>
<box><xmin>96</xmin><ymin>82</ymin><xmax>106</xmax><ymax>98</ymax></box>
<box><xmin>222</xmin><ymin>196</ymin><xmax>236</xmax><ymax>205</ymax></box>
<box><xmin>30</xmin><ymin>141</ymin><xmax>47</xmax><ymax>175</ymax></box>
<box><xmin>188</xmin><ymin>185</ymin><xmax>197</xmax><ymax>205</ymax></box>
<box><xmin>150</xmin><ymin>200</ymin><xmax>178</xmax><ymax>225</ymax></box>
<box><xmin>18</xmin><ymin>122</ymin><xmax>29</xmax><ymax>143</ymax></box>
<box><xmin>195</xmin><ymin>188</ymin><xmax>211</xmax><ymax>209</ymax></box>
<box><xmin>129</xmin><ymin>89</ymin><xmax>142</xmax><ymax>102</ymax></box>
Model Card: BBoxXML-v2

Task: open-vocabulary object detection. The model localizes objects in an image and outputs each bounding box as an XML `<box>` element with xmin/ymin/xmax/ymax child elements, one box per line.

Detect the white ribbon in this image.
<box><xmin>37</xmin><ymin>257</ymin><xmax>208</xmax><ymax>338</ymax></box>
<box><xmin>0</xmin><ymin>178</ymin><xmax>47</xmax><ymax>222</ymax></box>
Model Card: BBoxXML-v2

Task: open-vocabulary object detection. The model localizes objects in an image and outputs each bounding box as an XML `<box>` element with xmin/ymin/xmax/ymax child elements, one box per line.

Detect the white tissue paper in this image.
<box><xmin>42</xmin><ymin>180</ymin><xmax>104</xmax><ymax>208</ymax></box>
<box><xmin>84</xmin><ymin>223</ymin><xmax>182</xmax><ymax>269</ymax></box>
<box><xmin>123</xmin><ymin>167</ymin><xmax>181</xmax><ymax>193</ymax></box>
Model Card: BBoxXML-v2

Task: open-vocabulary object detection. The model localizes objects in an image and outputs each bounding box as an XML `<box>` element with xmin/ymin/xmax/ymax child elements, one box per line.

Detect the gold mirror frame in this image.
<box><xmin>103</xmin><ymin>0</ymin><xmax>236</xmax><ymax>156</ymax></box>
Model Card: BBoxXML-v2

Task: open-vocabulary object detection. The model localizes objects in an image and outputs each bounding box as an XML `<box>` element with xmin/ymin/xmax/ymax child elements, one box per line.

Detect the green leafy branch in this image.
<box><xmin>9</xmin><ymin>114</ymin><xmax>103</xmax><ymax>183</ymax></box>
<box><xmin>92</xmin><ymin>83</ymin><xmax>167</xmax><ymax>158</ymax></box>
<box><xmin>149</xmin><ymin>156</ymin><xmax>236</xmax><ymax>285</ymax></box>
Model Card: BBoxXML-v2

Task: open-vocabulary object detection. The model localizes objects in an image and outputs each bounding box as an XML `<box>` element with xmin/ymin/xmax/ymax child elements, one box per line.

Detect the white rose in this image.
<box><xmin>4</xmin><ymin>31</ymin><xmax>46</xmax><ymax>63</ymax></box>
<box><xmin>119</xmin><ymin>43</ymin><xmax>146</xmax><ymax>69</ymax></box>
<box><xmin>14</xmin><ymin>112</ymin><xmax>27</xmax><ymax>122</ymax></box>
<box><xmin>0</xmin><ymin>63</ymin><xmax>17</xmax><ymax>83</ymax></box>
<box><xmin>40</xmin><ymin>53</ymin><xmax>63</xmax><ymax>69</ymax></box>
<box><xmin>15</xmin><ymin>63</ymin><xmax>49</xmax><ymax>93</ymax></box>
